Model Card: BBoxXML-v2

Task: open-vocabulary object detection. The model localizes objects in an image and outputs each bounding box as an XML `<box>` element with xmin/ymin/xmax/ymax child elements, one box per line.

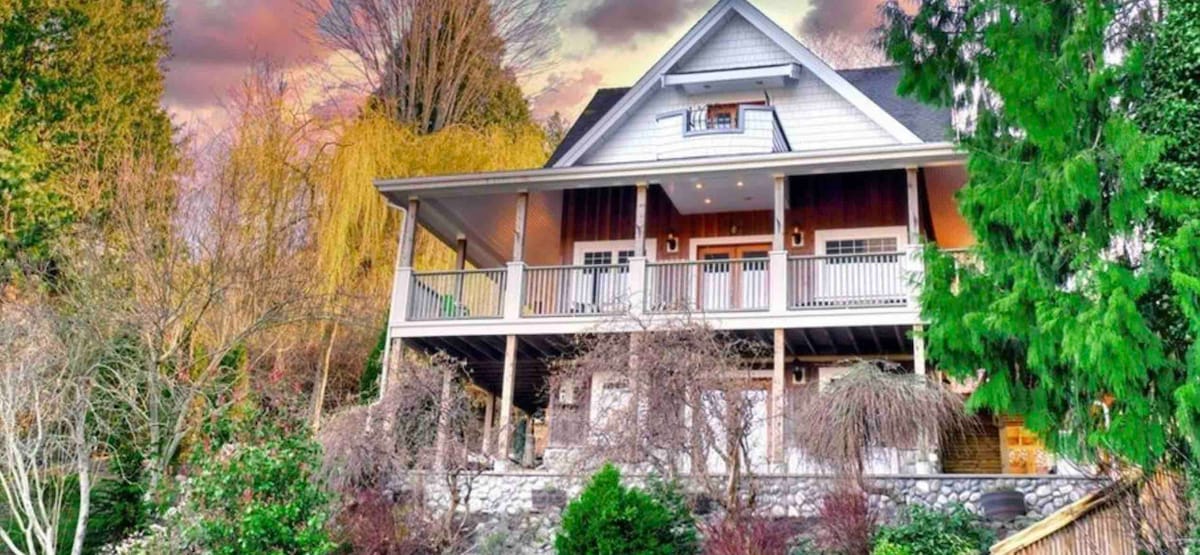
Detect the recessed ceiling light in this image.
<box><xmin>736</xmin><ymin>181</ymin><xmax>744</xmax><ymax>187</ymax></box>
<box><xmin>704</xmin><ymin>198</ymin><xmax>712</xmax><ymax>204</ymax></box>
<box><xmin>695</xmin><ymin>183</ymin><xmax>703</xmax><ymax>189</ymax></box>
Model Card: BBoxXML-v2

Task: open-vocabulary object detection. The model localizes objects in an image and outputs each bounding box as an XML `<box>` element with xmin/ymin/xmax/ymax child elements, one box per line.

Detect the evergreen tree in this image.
<box><xmin>881</xmin><ymin>0</ymin><xmax>1184</xmax><ymax>467</ymax></box>
<box><xmin>0</xmin><ymin>0</ymin><xmax>175</xmax><ymax>273</ymax></box>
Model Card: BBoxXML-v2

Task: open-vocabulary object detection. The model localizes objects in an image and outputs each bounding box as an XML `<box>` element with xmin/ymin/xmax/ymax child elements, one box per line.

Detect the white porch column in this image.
<box><xmin>399</xmin><ymin>198</ymin><xmax>420</xmax><ymax>267</ymax></box>
<box><xmin>906</xmin><ymin>167</ymin><xmax>921</xmax><ymax>245</ymax></box>
<box><xmin>913</xmin><ymin>324</ymin><xmax>926</xmax><ymax>376</ymax></box>
<box><xmin>504</xmin><ymin>193</ymin><xmax>528</xmax><ymax>321</ymax></box>
<box><xmin>629</xmin><ymin>183</ymin><xmax>649</xmax><ymax>316</ymax></box>
<box><xmin>381</xmin><ymin>198</ymin><xmax>420</xmax><ymax>399</ymax></box>
<box><xmin>769</xmin><ymin>175</ymin><xmax>789</xmax><ymax>313</ymax></box>
<box><xmin>496</xmin><ymin>335</ymin><xmax>518</xmax><ymax>469</ymax></box>
<box><xmin>770</xmin><ymin>328</ymin><xmax>787</xmax><ymax>469</ymax></box>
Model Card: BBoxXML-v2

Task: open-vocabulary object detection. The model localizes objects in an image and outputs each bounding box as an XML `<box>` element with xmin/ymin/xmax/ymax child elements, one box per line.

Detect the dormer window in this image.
<box><xmin>687</xmin><ymin>101</ymin><xmax>764</xmax><ymax>132</ymax></box>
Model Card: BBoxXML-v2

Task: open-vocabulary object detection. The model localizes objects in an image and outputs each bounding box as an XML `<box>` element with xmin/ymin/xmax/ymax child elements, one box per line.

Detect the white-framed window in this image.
<box><xmin>569</xmin><ymin>240</ymin><xmax>655</xmax><ymax>314</ymax></box>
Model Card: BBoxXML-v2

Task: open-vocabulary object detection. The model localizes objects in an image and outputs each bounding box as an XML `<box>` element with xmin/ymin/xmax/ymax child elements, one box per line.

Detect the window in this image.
<box><xmin>582</xmin><ymin>251</ymin><xmax>612</xmax><ymax>266</ymax></box>
<box><xmin>824</xmin><ymin>237</ymin><xmax>898</xmax><ymax>256</ymax></box>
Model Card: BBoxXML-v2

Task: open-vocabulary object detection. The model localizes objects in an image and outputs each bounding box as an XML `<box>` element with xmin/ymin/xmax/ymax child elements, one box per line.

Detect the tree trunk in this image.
<box><xmin>310</xmin><ymin>320</ymin><xmax>339</xmax><ymax>431</ymax></box>
<box><xmin>70</xmin><ymin>410</ymin><xmax>89</xmax><ymax>555</ymax></box>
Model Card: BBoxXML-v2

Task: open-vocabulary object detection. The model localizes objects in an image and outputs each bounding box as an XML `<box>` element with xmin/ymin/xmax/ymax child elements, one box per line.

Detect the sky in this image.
<box><xmin>163</xmin><ymin>0</ymin><xmax>882</xmax><ymax>137</ymax></box>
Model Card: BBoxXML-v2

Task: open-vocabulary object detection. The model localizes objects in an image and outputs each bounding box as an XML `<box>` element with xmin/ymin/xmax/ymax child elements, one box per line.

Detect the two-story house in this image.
<box><xmin>374</xmin><ymin>0</ymin><xmax>1057</xmax><ymax>480</ymax></box>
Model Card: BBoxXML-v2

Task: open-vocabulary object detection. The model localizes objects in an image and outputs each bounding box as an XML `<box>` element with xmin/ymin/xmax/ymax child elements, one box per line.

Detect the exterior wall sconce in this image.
<box><xmin>730</xmin><ymin>223</ymin><xmax>740</xmax><ymax>235</ymax></box>
<box><xmin>791</xmin><ymin>226</ymin><xmax>804</xmax><ymax>247</ymax></box>
<box><xmin>665</xmin><ymin>231</ymin><xmax>679</xmax><ymax>253</ymax></box>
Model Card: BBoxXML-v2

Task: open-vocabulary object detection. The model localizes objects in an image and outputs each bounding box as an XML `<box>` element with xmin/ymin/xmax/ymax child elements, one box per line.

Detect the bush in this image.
<box><xmin>185</xmin><ymin>430</ymin><xmax>336</xmax><ymax>555</ymax></box>
<box><xmin>872</xmin><ymin>504</ymin><xmax>993</xmax><ymax>555</ymax></box>
<box><xmin>813</xmin><ymin>488</ymin><xmax>875</xmax><ymax>555</ymax></box>
<box><xmin>556</xmin><ymin>464</ymin><xmax>698</xmax><ymax>555</ymax></box>
<box><xmin>701</xmin><ymin>517</ymin><xmax>794</xmax><ymax>555</ymax></box>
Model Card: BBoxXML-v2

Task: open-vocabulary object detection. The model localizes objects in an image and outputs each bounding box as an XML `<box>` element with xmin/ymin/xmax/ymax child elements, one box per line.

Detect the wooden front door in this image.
<box><xmin>697</xmin><ymin>244</ymin><xmax>770</xmax><ymax>310</ymax></box>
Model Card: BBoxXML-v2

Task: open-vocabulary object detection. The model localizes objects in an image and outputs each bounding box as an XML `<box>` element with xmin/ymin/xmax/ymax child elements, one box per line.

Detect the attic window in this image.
<box><xmin>687</xmin><ymin>101</ymin><xmax>765</xmax><ymax>132</ymax></box>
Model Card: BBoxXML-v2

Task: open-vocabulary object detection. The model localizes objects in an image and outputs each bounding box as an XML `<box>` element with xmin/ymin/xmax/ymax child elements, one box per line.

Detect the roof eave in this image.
<box><xmin>375</xmin><ymin>142</ymin><xmax>965</xmax><ymax>201</ymax></box>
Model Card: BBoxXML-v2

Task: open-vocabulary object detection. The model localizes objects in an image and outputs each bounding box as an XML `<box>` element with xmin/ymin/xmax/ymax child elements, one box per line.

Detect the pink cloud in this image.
<box><xmin>531</xmin><ymin>69</ymin><xmax>604</xmax><ymax>120</ymax></box>
<box><xmin>799</xmin><ymin>0</ymin><xmax>884</xmax><ymax>37</ymax></box>
<box><xmin>574</xmin><ymin>0</ymin><xmax>707</xmax><ymax>43</ymax></box>
<box><xmin>165</xmin><ymin>0</ymin><xmax>325</xmax><ymax>108</ymax></box>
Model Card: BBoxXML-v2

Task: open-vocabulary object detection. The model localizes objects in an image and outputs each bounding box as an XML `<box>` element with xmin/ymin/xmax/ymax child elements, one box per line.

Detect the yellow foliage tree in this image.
<box><xmin>308</xmin><ymin>109</ymin><xmax>547</xmax><ymax>425</ymax></box>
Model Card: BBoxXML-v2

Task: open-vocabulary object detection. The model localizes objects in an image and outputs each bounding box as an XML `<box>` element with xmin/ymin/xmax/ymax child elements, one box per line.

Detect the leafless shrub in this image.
<box><xmin>549</xmin><ymin>313</ymin><xmax>769</xmax><ymax>515</ymax></box>
<box><xmin>791</xmin><ymin>359</ymin><xmax>972</xmax><ymax>484</ymax></box>
<box><xmin>813</xmin><ymin>487</ymin><xmax>876</xmax><ymax>555</ymax></box>
<box><xmin>0</xmin><ymin>302</ymin><xmax>99</xmax><ymax>555</ymax></box>
<box><xmin>319</xmin><ymin>353</ymin><xmax>483</xmax><ymax>552</ymax></box>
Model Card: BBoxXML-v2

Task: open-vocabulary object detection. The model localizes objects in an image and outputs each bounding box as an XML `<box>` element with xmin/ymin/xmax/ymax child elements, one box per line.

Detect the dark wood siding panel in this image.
<box><xmin>787</xmin><ymin>170</ymin><xmax>908</xmax><ymax>255</ymax></box>
<box><xmin>560</xmin><ymin>171</ymin><xmax>910</xmax><ymax>263</ymax></box>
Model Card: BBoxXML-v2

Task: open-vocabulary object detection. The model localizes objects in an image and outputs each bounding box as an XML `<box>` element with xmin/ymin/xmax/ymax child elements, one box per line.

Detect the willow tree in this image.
<box><xmin>881</xmin><ymin>0</ymin><xmax>1186</xmax><ymax>469</ymax></box>
<box><xmin>308</xmin><ymin>111</ymin><xmax>547</xmax><ymax>426</ymax></box>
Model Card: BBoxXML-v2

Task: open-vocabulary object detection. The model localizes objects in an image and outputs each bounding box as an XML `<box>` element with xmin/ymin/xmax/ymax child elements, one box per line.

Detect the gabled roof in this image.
<box><xmin>838</xmin><ymin>66</ymin><xmax>951</xmax><ymax>143</ymax></box>
<box><xmin>549</xmin><ymin>0</ymin><xmax>928</xmax><ymax>168</ymax></box>
<box><xmin>545</xmin><ymin>87</ymin><xmax>629</xmax><ymax>168</ymax></box>
<box><xmin>545</xmin><ymin>67</ymin><xmax>951</xmax><ymax>168</ymax></box>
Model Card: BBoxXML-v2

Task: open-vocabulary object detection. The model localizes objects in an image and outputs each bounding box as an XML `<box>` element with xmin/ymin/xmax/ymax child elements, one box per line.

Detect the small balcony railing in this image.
<box><xmin>523</xmin><ymin>264</ymin><xmax>630</xmax><ymax>317</ymax></box>
<box><xmin>408</xmin><ymin>268</ymin><xmax>506</xmax><ymax>320</ymax></box>
<box><xmin>787</xmin><ymin>252</ymin><xmax>907</xmax><ymax>309</ymax></box>
<box><xmin>645</xmin><ymin>258</ymin><xmax>770</xmax><ymax>313</ymax></box>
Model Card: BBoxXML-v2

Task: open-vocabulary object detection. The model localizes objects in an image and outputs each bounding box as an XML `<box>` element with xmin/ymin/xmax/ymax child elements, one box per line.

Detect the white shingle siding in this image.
<box><xmin>676</xmin><ymin>15</ymin><xmax>793</xmax><ymax>73</ymax></box>
<box><xmin>580</xmin><ymin>73</ymin><xmax>896</xmax><ymax>165</ymax></box>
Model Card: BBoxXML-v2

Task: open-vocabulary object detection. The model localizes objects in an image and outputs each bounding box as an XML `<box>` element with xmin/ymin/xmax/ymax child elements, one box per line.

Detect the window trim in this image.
<box><xmin>572</xmin><ymin>239</ymin><xmax>657</xmax><ymax>265</ymax></box>
<box><xmin>813</xmin><ymin>226</ymin><xmax>908</xmax><ymax>256</ymax></box>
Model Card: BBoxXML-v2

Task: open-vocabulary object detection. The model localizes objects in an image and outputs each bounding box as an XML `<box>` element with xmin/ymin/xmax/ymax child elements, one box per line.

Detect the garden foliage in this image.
<box><xmin>555</xmin><ymin>464</ymin><xmax>698</xmax><ymax>555</ymax></box>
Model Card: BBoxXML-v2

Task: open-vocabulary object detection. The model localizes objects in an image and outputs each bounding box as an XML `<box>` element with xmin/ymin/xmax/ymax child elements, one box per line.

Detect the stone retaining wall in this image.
<box><xmin>401</xmin><ymin>471</ymin><xmax>1101</xmax><ymax>554</ymax></box>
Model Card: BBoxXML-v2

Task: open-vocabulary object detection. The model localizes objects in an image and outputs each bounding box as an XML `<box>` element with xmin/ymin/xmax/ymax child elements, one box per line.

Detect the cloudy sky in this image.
<box><xmin>164</xmin><ymin>0</ymin><xmax>880</xmax><ymax>135</ymax></box>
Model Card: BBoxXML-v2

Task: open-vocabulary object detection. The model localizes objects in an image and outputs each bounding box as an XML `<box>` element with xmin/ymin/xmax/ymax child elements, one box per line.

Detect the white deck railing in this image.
<box><xmin>401</xmin><ymin>252</ymin><xmax>920</xmax><ymax>322</ymax></box>
<box><xmin>522</xmin><ymin>264</ymin><xmax>631</xmax><ymax>317</ymax></box>
<box><xmin>408</xmin><ymin>269</ymin><xmax>507</xmax><ymax>320</ymax></box>
<box><xmin>645</xmin><ymin>258</ymin><xmax>770</xmax><ymax>313</ymax></box>
<box><xmin>787</xmin><ymin>252</ymin><xmax>907</xmax><ymax>309</ymax></box>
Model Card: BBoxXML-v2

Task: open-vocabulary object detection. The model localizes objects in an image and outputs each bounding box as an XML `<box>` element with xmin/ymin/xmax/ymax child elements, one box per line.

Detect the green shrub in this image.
<box><xmin>185</xmin><ymin>430</ymin><xmax>336</xmax><ymax>555</ymax></box>
<box><xmin>555</xmin><ymin>464</ymin><xmax>698</xmax><ymax>555</ymax></box>
<box><xmin>872</xmin><ymin>504</ymin><xmax>993</xmax><ymax>555</ymax></box>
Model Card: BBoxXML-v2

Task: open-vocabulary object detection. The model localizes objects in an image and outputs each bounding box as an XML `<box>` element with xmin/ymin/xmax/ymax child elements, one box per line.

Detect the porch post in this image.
<box><xmin>496</xmin><ymin>335</ymin><xmax>518</xmax><ymax>468</ymax></box>
<box><xmin>481</xmin><ymin>391</ymin><xmax>495</xmax><ymax>455</ymax></box>
<box><xmin>454</xmin><ymin>235</ymin><xmax>467</xmax><ymax>269</ymax></box>
<box><xmin>772</xmin><ymin>175</ymin><xmax>786</xmax><ymax>251</ymax></box>
<box><xmin>769</xmin><ymin>175</ymin><xmax>789</xmax><ymax>313</ymax></box>
<box><xmin>906</xmin><ymin>167</ymin><xmax>920</xmax><ymax>245</ymax></box>
<box><xmin>629</xmin><ymin>183</ymin><xmax>649</xmax><ymax>316</ymax></box>
<box><xmin>382</xmin><ymin>198</ymin><xmax>419</xmax><ymax>399</ymax></box>
<box><xmin>433</xmin><ymin>363</ymin><xmax>454</xmax><ymax>470</ymax></box>
<box><xmin>522</xmin><ymin>413</ymin><xmax>536</xmax><ymax>467</ymax></box>
<box><xmin>504</xmin><ymin>193</ymin><xmax>528</xmax><ymax>321</ymax></box>
<box><xmin>770</xmin><ymin>328</ymin><xmax>787</xmax><ymax>470</ymax></box>
<box><xmin>399</xmin><ymin>198</ymin><xmax>420</xmax><ymax>267</ymax></box>
<box><xmin>913</xmin><ymin>324</ymin><xmax>926</xmax><ymax>376</ymax></box>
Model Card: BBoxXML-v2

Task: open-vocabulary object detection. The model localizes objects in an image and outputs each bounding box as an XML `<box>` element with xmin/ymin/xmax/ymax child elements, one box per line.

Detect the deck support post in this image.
<box><xmin>770</xmin><ymin>328</ymin><xmax>787</xmax><ymax>469</ymax></box>
<box><xmin>482</xmin><ymin>391</ymin><xmax>495</xmax><ymax>455</ymax></box>
<box><xmin>913</xmin><ymin>324</ymin><xmax>926</xmax><ymax>377</ymax></box>
<box><xmin>496</xmin><ymin>335</ymin><xmax>518</xmax><ymax>469</ymax></box>
<box><xmin>433</xmin><ymin>362</ymin><xmax>454</xmax><ymax>470</ymax></box>
<box><xmin>522</xmin><ymin>414</ymin><xmax>536</xmax><ymax>467</ymax></box>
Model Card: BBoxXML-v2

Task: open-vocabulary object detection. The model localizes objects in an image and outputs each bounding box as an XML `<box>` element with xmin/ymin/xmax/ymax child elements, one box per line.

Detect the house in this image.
<box><xmin>374</xmin><ymin>0</ymin><xmax>1075</xmax><ymax>489</ymax></box>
